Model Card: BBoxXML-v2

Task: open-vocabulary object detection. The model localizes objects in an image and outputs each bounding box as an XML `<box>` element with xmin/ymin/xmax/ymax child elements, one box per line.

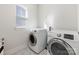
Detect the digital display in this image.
<box><xmin>64</xmin><ymin>34</ymin><xmax>74</xmax><ymax>40</ymax></box>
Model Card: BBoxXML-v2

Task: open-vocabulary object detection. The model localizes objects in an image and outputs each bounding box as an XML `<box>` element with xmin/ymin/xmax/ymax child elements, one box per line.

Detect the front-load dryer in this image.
<box><xmin>47</xmin><ymin>30</ymin><xmax>79</xmax><ymax>55</ymax></box>
<box><xmin>28</xmin><ymin>29</ymin><xmax>47</xmax><ymax>54</ymax></box>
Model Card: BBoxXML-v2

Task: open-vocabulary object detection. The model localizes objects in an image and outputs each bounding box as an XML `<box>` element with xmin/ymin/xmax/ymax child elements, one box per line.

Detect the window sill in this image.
<box><xmin>16</xmin><ymin>16</ymin><xmax>28</xmax><ymax>20</ymax></box>
<box><xmin>15</xmin><ymin>26</ymin><xmax>26</xmax><ymax>31</ymax></box>
<box><xmin>16</xmin><ymin>26</ymin><xmax>26</xmax><ymax>28</ymax></box>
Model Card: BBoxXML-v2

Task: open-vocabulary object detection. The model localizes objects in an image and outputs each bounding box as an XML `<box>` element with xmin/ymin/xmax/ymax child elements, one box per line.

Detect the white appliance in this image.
<box><xmin>0</xmin><ymin>38</ymin><xmax>4</xmax><ymax>55</ymax></box>
<box><xmin>47</xmin><ymin>30</ymin><xmax>79</xmax><ymax>55</ymax></box>
<box><xmin>28</xmin><ymin>28</ymin><xmax>47</xmax><ymax>54</ymax></box>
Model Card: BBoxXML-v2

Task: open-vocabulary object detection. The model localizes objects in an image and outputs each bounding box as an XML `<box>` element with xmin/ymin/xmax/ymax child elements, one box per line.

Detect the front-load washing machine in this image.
<box><xmin>28</xmin><ymin>28</ymin><xmax>47</xmax><ymax>54</ymax></box>
<box><xmin>47</xmin><ymin>30</ymin><xmax>79</xmax><ymax>55</ymax></box>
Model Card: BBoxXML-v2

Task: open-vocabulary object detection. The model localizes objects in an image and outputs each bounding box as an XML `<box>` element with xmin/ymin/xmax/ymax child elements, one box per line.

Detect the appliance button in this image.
<box><xmin>34</xmin><ymin>30</ymin><xmax>37</xmax><ymax>32</ymax></box>
<box><xmin>57</xmin><ymin>33</ymin><xmax>61</xmax><ymax>37</ymax></box>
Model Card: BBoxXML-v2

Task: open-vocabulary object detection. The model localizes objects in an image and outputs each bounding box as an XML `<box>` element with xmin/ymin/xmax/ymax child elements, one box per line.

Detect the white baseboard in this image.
<box><xmin>4</xmin><ymin>44</ymin><xmax>27</xmax><ymax>55</ymax></box>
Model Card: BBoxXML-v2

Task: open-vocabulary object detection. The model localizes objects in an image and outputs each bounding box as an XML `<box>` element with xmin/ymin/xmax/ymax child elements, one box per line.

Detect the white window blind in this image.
<box><xmin>16</xmin><ymin>5</ymin><xmax>28</xmax><ymax>28</ymax></box>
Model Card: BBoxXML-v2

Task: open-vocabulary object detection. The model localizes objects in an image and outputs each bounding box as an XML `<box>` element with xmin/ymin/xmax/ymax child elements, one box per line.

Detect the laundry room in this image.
<box><xmin>0</xmin><ymin>4</ymin><xmax>79</xmax><ymax>55</ymax></box>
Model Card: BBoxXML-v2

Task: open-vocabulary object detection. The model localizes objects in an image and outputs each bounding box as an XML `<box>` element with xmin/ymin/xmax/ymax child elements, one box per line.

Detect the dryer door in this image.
<box><xmin>29</xmin><ymin>33</ymin><xmax>37</xmax><ymax>46</ymax></box>
<box><xmin>47</xmin><ymin>38</ymin><xmax>75</xmax><ymax>55</ymax></box>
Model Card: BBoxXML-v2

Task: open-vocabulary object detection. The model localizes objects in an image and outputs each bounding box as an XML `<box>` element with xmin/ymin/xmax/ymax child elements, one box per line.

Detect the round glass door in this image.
<box><xmin>47</xmin><ymin>38</ymin><xmax>75</xmax><ymax>55</ymax></box>
<box><xmin>29</xmin><ymin>33</ymin><xmax>37</xmax><ymax>46</ymax></box>
<box><xmin>51</xmin><ymin>42</ymin><xmax>69</xmax><ymax>55</ymax></box>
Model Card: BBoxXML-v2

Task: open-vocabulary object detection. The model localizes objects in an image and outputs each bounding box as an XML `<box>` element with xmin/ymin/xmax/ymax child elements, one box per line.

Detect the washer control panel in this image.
<box><xmin>48</xmin><ymin>30</ymin><xmax>78</xmax><ymax>40</ymax></box>
<box><xmin>64</xmin><ymin>34</ymin><xmax>74</xmax><ymax>40</ymax></box>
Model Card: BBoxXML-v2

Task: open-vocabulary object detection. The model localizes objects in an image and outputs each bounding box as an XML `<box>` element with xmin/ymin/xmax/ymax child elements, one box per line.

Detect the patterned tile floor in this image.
<box><xmin>12</xmin><ymin>46</ymin><xmax>48</xmax><ymax>55</ymax></box>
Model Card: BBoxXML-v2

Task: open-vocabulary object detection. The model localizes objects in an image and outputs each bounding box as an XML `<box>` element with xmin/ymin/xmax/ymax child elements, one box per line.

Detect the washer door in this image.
<box><xmin>47</xmin><ymin>38</ymin><xmax>75</xmax><ymax>55</ymax></box>
<box><xmin>29</xmin><ymin>33</ymin><xmax>37</xmax><ymax>46</ymax></box>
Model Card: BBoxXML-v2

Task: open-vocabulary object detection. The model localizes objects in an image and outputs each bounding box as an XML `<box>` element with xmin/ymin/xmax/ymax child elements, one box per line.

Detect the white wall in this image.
<box><xmin>23</xmin><ymin>4</ymin><xmax>38</xmax><ymax>29</ymax></box>
<box><xmin>0</xmin><ymin>4</ymin><xmax>38</xmax><ymax>54</ymax></box>
<box><xmin>38</xmin><ymin>4</ymin><xmax>77</xmax><ymax>31</ymax></box>
<box><xmin>77</xmin><ymin>5</ymin><xmax>79</xmax><ymax>31</ymax></box>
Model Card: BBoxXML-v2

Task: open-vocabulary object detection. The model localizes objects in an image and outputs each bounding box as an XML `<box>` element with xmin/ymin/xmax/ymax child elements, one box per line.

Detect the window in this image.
<box><xmin>16</xmin><ymin>5</ymin><xmax>28</xmax><ymax>28</ymax></box>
